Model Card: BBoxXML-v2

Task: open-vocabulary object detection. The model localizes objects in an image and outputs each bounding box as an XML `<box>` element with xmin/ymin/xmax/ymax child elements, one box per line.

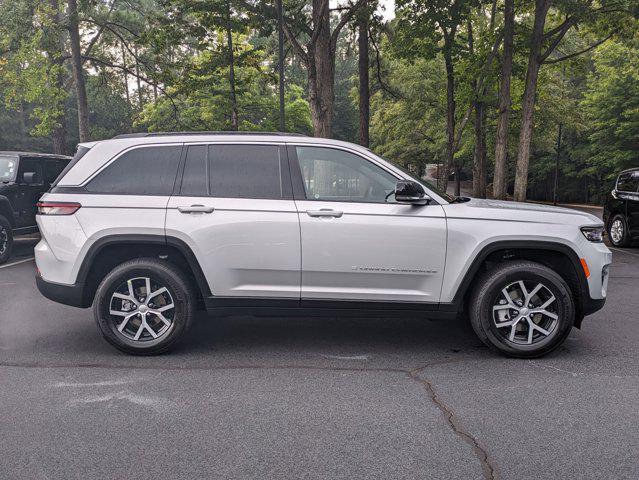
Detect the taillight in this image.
<box><xmin>36</xmin><ymin>201</ymin><xmax>81</xmax><ymax>215</ymax></box>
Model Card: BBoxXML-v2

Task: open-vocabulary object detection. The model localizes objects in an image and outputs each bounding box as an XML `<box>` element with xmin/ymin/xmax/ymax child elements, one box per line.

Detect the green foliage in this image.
<box><xmin>581</xmin><ymin>37</ymin><xmax>639</xmax><ymax>178</ymax></box>
<box><xmin>0</xmin><ymin>0</ymin><xmax>66</xmax><ymax>137</ymax></box>
<box><xmin>136</xmin><ymin>57</ymin><xmax>312</xmax><ymax>134</ymax></box>
<box><xmin>0</xmin><ymin>0</ymin><xmax>637</xmax><ymax>204</ymax></box>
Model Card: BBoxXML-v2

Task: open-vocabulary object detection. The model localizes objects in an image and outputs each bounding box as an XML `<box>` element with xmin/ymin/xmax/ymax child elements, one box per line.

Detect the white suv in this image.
<box><xmin>35</xmin><ymin>132</ymin><xmax>611</xmax><ymax>357</ymax></box>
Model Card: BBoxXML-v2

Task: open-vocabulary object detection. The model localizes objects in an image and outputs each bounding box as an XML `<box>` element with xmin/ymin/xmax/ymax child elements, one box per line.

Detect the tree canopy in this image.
<box><xmin>1</xmin><ymin>0</ymin><xmax>638</xmax><ymax>203</ymax></box>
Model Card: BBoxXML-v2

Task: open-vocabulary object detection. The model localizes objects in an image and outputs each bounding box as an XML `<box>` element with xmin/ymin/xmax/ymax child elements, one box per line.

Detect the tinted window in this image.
<box><xmin>18</xmin><ymin>158</ymin><xmax>44</xmax><ymax>184</ymax></box>
<box><xmin>209</xmin><ymin>145</ymin><xmax>282</xmax><ymax>199</ymax></box>
<box><xmin>295</xmin><ymin>146</ymin><xmax>397</xmax><ymax>203</ymax></box>
<box><xmin>44</xmin><ymin>159</ymin><xmax>67</xmax><ymax>184</ymax></box>
<box><xmin>180</xmin><ymin>145</ymin><xmax>208</xmax><ymax>196</ymax></box>
<box><xmin>617</xmin><ymin>171</ymin><xmax>639</xmax><ymax>192</ymax></box>
<box><xmin>86</xmin><ymin>146</ymin><xmax>181</xmax><ymax>195</ymax></box>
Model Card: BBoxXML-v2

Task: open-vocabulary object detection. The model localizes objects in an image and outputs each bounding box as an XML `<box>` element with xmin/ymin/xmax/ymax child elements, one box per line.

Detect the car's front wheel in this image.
<box><xmin>608</xmin><ymin>213</ymin><xmax>630</xmax><ymax>247</ymax></box>
<box><xmin>93</xmin><ymin>258</ymin><xmax>196</xmax><ymax>355</ymax></box>
<box><xmin>469</xmin><ymin>261</ymin><xmax>575</xmax><ymax>358</ymax></box>
<box><xmin>0</xmin><ymin>215</ymin><xmax>13</xmax><ymax>264</ymax></box>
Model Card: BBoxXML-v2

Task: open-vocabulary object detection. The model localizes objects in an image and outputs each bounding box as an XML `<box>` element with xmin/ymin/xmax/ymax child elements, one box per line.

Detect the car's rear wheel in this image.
<box><xmin>608</xmin><ymin>214</ymin><xmax>630</xmax><ymax>247</ymax></box>
<box><xmin>0</xmin><ymin>215</ymin><xmax>13</xmax><ymax>264</ymax></box>
<box><xmin>469</xmin><ymin>261</ymin><xmax>575</xmax><ymax>358</ymax></box>
<box><xmin>93</xmin><ymin>258</ymin><xmax>195</xmax><ymax>355</ymax></box>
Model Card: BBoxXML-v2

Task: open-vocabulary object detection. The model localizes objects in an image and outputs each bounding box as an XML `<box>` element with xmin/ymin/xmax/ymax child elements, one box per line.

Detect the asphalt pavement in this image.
<box><xmin>1</xmin><ymin>232</ymin><xmax>638</xmax><ymax>480</ymax></box>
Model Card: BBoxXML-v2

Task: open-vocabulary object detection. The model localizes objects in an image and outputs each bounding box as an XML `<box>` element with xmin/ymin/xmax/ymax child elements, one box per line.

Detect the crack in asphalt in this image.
<box><xmin>408</xmin><ymin>365</ymin><xmax>498</xmax><ymax>480</ymax></box>
<box><xmin>1</xmin><ymin>356</ymin><xmax>496</xmax><ymax>479</ymax></box>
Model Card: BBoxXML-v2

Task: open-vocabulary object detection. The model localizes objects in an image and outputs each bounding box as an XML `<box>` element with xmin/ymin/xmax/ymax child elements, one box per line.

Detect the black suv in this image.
<box><xmin>603</xmin><ymin>167</ymin><xmax>639</xmax><ymax>247</ymax></box>
<box><xmin>0</xmin><ymin>151</ymin><xmax>71</xmax><ymax>263</ymax></box>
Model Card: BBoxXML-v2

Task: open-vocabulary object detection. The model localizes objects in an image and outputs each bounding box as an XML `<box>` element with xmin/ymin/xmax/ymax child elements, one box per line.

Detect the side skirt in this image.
<box><xmin>204</xmin><ymin>296</ymin><xmax>460</xmax><ymax>320</ymax></box>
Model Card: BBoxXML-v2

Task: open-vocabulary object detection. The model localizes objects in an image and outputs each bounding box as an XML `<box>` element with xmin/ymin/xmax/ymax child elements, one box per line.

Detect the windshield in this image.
<box><xmin>0</xmin><ymin>155</ymin><xmax>18</xmax><ymax>182</ymax></box>
<box><xmin>373</xmin><ymin>152</ymin><xmax>455</xmax><ymax>202</ymax></box>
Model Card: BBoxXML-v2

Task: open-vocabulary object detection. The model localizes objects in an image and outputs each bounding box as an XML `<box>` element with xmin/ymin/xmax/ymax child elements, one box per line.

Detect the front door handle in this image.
<box><xmin>306</xmin><ymin>209</ymin><xmax>343</xmax><ymax>218</ymax></box>
<box><xmin>177</xmin><ymin>205</ymin><xmax>215</xmax><ymax>214</ymax></box>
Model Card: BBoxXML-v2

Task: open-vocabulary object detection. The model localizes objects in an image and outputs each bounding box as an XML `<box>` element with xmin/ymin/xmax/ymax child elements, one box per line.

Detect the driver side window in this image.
<box><xmin>295</xmin><ymin>146</ymin><xmax>397</xmax><ymax>203</ymax></box>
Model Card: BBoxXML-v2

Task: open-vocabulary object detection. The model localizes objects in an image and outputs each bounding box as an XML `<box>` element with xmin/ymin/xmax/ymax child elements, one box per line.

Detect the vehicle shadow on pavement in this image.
<box><xmin>179</xmin><ymin>311</ymin><xmax>487</xmax><ymax>362</ymax></box>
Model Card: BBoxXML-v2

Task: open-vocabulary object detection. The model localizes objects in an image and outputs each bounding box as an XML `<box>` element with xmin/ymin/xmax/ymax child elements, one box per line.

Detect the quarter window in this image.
<box><xmin>295</xmin><ymin>146</ymin><xmax>397</xmax><ymax>203</ymax></box>
<box><xmin>86</xmin><ymin>146</ymin><xmax>182</xmax><ymax>195</ymax></box>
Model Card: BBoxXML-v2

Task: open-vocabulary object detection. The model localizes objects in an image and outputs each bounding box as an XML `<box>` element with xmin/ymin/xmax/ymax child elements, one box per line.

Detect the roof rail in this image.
<box><xmin>112</xmin><ymin>131</ymin><xmax>307</xmax><ymax>139</ymax></box>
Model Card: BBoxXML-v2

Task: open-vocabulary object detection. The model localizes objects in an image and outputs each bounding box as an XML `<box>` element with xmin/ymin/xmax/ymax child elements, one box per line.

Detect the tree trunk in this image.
<box><xmin>226</xmin><ymin>1</ymin><xmax>239</xmax><ymax>131</ymax></box>
<box><xmin>307</xmin><ymin>0</ymin><xmax>334</xmax><ymax>138</ymax></box>
<box><xmin>493</xmin><ymin>0</ymin><xmax>514</xmax><ymax>200</ymax></box>
<box><xmin>135</xmin><ymin>46</ymin><xmax>143</xmax><ymax>109</ymax></box>
<box><xmin>455</xmin><ymin>164</ymin><xmax>462</xmax><ymax>197</ymax></box>
<box><xmin>121</xmin><ymin>43</ymin><xmax>132</xmax><ymax>132</ymax></box>
<box><xmin>473</xmin><ymin>101</ymin><xmax>487</xmax><ymax>198</ymax></box>
<box><xmin>68</xmin><ymin>0</ymin><xmax>90</xmax><ymax>142</ymax></box>
<box><xmin>276</xmin><ymin>0</ymin><xmax>285</xmax><ymax>131</ymax></box>
<box><xmin>513</xmin><ymin>0</ymin><xmax>551</xmax><ymax>202</ymax></box>
<box><xmin>357</xmin><ymin>7</ymin><xmax>370</xmax><ymax>147</ymax></box>
<box><xmin>441</xmin><ymin>34</ymin><xmax>456</xmax><ymax>192</ymax></box>
<box><xmin>50</xmin><ymin>0</ymin><xmax>67</xmax><ymax>154</ymax></box>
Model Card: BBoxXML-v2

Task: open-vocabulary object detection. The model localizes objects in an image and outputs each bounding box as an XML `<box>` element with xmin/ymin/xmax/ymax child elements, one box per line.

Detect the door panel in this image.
<box><xmin>627</xmin><ymin>175</ymin><xmax>639</xmax><ymax>237</ymax></box>
<box><xmin>290</xmin><ymin>145</ymin><xmax>447</xmax><ymax>303</ymax></box>
<box><xmin>15</xmin><ymin>158</ymin><xmax>44</xmax><ymax>228</ymax></box>
<box><xmin>165</xmin><ymin>143</ymin><xmax>300</xmax><ymax>298</ymax></box>
<box><xmin>166</xmin><ymin>197</ymin><xmax>300</xmax><ymax>298</ymax></box>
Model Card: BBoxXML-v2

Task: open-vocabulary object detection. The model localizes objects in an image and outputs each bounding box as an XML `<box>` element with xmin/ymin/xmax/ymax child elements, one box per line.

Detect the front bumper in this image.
<box><xmin>581</xmin><ymin>296</ymin><xmax>606</xmax><ymax>317</ymax></box>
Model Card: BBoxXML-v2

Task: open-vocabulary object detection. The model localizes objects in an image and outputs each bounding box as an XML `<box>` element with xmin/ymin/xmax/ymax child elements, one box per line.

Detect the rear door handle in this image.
<box><xmin>306</xmin><ymin>209</ymin><xmax>343</xmax><ymax>218</ymax></box>
<box><xmin>177</xmin><ymin>205</ymin><xmax>215</xmax><ymax>214</ymax></box>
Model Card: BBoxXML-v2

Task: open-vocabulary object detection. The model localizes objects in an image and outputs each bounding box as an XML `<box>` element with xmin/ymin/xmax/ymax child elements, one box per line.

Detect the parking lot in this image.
<box><xmin>1</xmin><ymin>229</ymin><xmax>638</xmax><ymax>480</ymax></box>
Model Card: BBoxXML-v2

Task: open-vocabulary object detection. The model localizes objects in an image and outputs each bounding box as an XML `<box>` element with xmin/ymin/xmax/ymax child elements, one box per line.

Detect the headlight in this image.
<box><xmin>580</xmin><ymin>226</ymin><xmax>604</xmax><ymax>243</ymax></box>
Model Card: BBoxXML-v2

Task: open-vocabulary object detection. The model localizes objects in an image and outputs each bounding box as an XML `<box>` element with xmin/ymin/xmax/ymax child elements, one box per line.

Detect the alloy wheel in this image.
<box><xmin>492</xmin><ymin>280</ymin><xmax>559</xmax><ymax>345</ymax></box>
<box><xmin>108</xmin><ymin>276</ymin><xmax>175</xmax><ymax>342</ymax></box>
<box><xmin>610</xmin><ymin>219</ymin><xmax>624</xmax><ymax>245</ymax></box>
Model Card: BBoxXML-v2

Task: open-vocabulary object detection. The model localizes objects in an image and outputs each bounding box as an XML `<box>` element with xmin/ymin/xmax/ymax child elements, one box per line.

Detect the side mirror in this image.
<box><xmin>395</xmin><ymin>180</ymin><xmax>430</xmax><ymax>206</ymax></box>
<box><xmin>22</xmin><ymin>172</ymin><xmax>39</xmax><ymax>184</ymax></box>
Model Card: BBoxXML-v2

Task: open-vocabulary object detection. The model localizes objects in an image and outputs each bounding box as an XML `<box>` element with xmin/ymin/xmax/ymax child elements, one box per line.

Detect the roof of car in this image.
<box><xmin>0</xmin><ymin>151</ymin><xmax>71</xmax><ymax>159</ymax></box>
<box><xmin>112</xmin><ymin>131</ymin><xmax>306</xmax><ymax>139</ymax></box>
<box><xmin>79</xmin><ymin>131</ymin><xmax>363</xmax><ymax>152</ymax></box>
<box><xmin>619</xmin><ymin>166</ymin><xmax>639</xmax><ymax>175</ymax></box>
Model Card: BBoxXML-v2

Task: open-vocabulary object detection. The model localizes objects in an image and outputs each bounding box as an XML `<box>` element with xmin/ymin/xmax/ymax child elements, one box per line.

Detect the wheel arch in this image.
<box><xmin>77</xmin><ymin>234</ymin><xmax>210</xmax><ymax>308</ymax></box>
<box><xmin>447</xmin><ymin>240</ymin><xmax>590</xmax><ymax>327</ymax></box>
<box><xmin>606</xmin><ymin>207</ymin><xmax>627</xmax><ymax>230</ymax></box>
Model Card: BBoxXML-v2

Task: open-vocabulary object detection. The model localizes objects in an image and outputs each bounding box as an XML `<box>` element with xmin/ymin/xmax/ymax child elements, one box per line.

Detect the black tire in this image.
<box><xmin>93</xmin><ymin>258</ymin><xmax>195</xmax><ymax>355</ymax></box>
<box><xmin>469</xmin><ymin>261</ymin><xmax>575</xmax><ymax>358</ymax></box>
<box><xmin>607</xmin><ymin>213</ymin><xmax>630</xmax><ymax>247</ymax></box>
<box><xmin>0</xmin><ymin>215</ymin><xmax>13</xmax><ymax>265</ymax></box>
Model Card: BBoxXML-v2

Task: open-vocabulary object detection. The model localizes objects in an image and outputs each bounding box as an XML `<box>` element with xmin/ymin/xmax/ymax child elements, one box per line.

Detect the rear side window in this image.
<box><xmin>86</xmin><ymin>146</ymin><xmax>182</xmax><ymax>195</ymax></box>
<box><xmin>18</xmin><ymin>158</ymin><xmax>44</xmax><ymax>185</ymax></box>
<box><xmin>617</xmin><ymin>171</ymin><xmax>639</xmax><ymax>192</ymax></box>
<box><xmin>44</xmin><ymin>159</ymin><xmax>67</xmax><ymax>184</ymax></box>
<box><xmin>178</xmin><ymin>144</ymin><xmax>285</xmax><ymax>199</ymax></box>
<box><xmin>209</xmin><ymin>145</ymin><xmax>282</xmax><ymax>199</ymax></box>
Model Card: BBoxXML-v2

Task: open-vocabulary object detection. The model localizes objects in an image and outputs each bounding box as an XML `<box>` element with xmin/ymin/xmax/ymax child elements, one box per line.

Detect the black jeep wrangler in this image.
<box><xmin>0</xmin><ymin>152</ymin><xmax>71</xmax><ymax>264</ymax></box>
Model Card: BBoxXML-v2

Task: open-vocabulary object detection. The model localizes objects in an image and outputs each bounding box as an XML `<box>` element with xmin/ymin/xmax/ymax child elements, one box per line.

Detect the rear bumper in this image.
<box><xmin>36</xmin><ymin>275</ymin><xmax>87</xmax><ymax>308</ymax></box>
